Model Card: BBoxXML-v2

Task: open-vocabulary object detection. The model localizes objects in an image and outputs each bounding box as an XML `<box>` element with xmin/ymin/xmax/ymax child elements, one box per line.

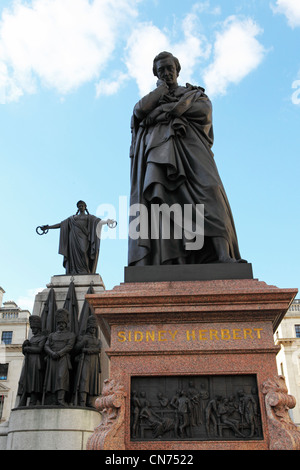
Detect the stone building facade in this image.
<box><xmin>275</xmin><ymin>299</ymin><xmax>300</xmax><ymax>425</ymax></box>
<box><xmin>0</xmin><ymin>287</ymin><xmax>30</xmax><ymax>423</ymax></box>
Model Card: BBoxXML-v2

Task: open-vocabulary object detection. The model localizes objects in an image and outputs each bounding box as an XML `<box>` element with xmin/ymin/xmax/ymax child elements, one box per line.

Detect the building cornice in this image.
<box><xmin>275</xmin><ymin>337</ymin><xmax>300</xmax><ymax>348</ymax></box>
<box><xmin>0</xmin><ymin>383</ymin><xmax>10</xmax><ymax>393</ymax></box>
<box><xmin>0</xmin><ymin>344</ymin><xmax>23</xmax><ymax>352</ymax></box>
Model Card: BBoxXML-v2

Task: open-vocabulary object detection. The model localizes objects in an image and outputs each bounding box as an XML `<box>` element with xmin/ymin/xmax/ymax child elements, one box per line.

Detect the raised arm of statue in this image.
<box><xmin>44</xmin><ymin>223</ymin><xmax>61</xmax><ymax>230</ymax></box>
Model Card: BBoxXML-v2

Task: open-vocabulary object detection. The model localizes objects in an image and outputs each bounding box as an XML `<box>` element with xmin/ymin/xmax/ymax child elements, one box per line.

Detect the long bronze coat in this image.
<box><xmin>128</xmin><ymin>83</ymin><xmax>241</xmax><ymax>265</ymax></box>
<box><xmin>73</xmin><ymin>333</ymin><xmax>101</xmax><ymax>395</ymax></box>
<box><xmin>17</xmin><ymin>333</ymin><xmax>47</xmax><ymax>395</ymax></box>
<box><xmin>44</xmin><ymin>330</ymin><xmax>76</xmax><ymax>392</ymax></box>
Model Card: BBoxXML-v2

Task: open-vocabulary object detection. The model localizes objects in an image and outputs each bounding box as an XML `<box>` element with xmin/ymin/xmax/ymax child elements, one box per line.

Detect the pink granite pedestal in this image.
<box><xmin>86</xmin><ymin>278</ymin><xmax>299</xmax><ymax>451</ymax></box>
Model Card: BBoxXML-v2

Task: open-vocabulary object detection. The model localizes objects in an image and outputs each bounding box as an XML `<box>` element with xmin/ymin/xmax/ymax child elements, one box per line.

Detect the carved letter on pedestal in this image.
<box><xmin>262</xmin><ymin>375</ymin><xmax>300</xmax><ymax>450</ymax></box>
<box><xmin>86</xmin><ymin>379</ymin><xmax>127</xmax><ymax>450</ymax></box>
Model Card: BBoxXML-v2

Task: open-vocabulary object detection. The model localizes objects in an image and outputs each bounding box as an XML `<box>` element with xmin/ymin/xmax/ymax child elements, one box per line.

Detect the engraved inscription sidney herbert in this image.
<box><xmin>117</xmin><ymin>327</ymin><xmax>264</xmax><ymax>343</ymax></box>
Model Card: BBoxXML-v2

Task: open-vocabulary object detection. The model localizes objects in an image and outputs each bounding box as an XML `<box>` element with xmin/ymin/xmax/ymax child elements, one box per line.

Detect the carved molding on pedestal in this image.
<box><xmin>262</xmin><ymin>375</ymin><xmax>300</xmax><ymax>450</ymax></box>
<box><xmin>86</xmin><ymin>379</ymin><xmax>127</xmax><ymax>450</ymax></box>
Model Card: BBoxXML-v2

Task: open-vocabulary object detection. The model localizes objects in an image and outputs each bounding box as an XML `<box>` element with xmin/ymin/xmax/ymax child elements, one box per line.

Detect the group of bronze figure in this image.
<box><xmin>17</xmin><ymin>311</ymin><xmax>101</xmax><ymax>408</ymax></box>
<box><xmin>131</xmin><ymin>380</ymin><xmax>262</xmax><ymax>441</ymax></box>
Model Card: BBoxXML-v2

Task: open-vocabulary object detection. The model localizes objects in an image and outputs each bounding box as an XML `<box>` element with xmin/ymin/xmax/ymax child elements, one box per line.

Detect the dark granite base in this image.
<box><xmin>124</xmin><ymin>263</ymin><xmax>253</xmax><ymax>283</ymax></box>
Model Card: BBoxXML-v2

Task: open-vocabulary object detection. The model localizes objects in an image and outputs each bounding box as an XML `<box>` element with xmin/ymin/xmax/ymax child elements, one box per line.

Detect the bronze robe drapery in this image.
<box><xmin>128</xmin><ymin>83</ymin><xmax>241</xmax><ymax>265</ymax></box>
<box><xmin>59</xmin><ymin>214</ymin><xmax>101</xmax><ymax>275</ymax></box>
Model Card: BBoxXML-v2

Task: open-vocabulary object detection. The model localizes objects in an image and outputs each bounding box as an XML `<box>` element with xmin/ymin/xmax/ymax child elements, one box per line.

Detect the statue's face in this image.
<box><xmin>88</xmin><ymin>326</ymin><xmax>96</xmax><ymax>336</ymax></box>
<box><xmin>31</xmin><ymin>326</ymin><xmax>40</xmax><ymax>335</ymax></box>
<box><xmin>156</xmin><ymin>57</ymin><xmax>178</xmax><ymax>88</ymax></box>
<box><xmin>77</xmin><ymin>201</ymin><xmax>86</xmax><ymax>213</ymax></box>
<box><xmin>57</xmin><ymin>321</ymin><xmax>67</xmax><ymax>331</ymax></box>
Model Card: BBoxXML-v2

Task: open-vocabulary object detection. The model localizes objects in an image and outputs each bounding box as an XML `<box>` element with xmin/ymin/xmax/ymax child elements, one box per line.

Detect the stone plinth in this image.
<box><xmin>6</xmin><ymin>407</ymin><xmax>101</xmax><ymax>450</ymax></box>
<box><xmin>124</xmin><ymin>263</ymin><xmax>253</xmax><ymax>283</ymax></box>
<box><xmin>32</xmin><ymin>274</ymin><xmax>105</xmax><ymax>316</ymax></box>
<box><xmin>87</xmin><ymin>278</ymin><xmax>299</xmax><ymax>450</ymax></box>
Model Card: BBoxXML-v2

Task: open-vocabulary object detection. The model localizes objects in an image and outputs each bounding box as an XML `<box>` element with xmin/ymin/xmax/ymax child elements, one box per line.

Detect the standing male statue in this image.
<box><xmin>17</xmin><ymin>315</ymin><xmax>47</xmax><ymax>407</ymax></box>
<box><xmin>43</xmin><ymin>308</ymin><xmax>76</xmax><ymax>406</ymax></box>
<box><xmin>128</xmin><ymin>51</ymin><xmax>245</xmax><ymax>266</ymax></box>
<box><xmin>37</xmin><ymin>200</ymin><xmax>116</xmax><ymax>275</ymax></box>
<box><xmin>73</xmin><ymin>315</ymin><xmax>102</xmax><ymax>408</ymax></box>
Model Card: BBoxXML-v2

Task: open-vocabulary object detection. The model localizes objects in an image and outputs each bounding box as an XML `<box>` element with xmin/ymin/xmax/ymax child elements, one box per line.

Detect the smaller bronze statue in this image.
<box><xmin>17</xmin><ymin>315</ymin><xmax>47</xmax><ymax>406</ymax></box>
<box><xmin>36</xmin><ymin>200</ymin><xmax>117</xmax><ymax>275</ymax></box>
<box><xmin>73</xmin><ymin>315</ymin><xmax>102</xmax><ymax>407</ymax></box>
<box><xmin>43</xmin><ymin>308</ymin><xmax>76</xmax><ymax>406</ymax></box>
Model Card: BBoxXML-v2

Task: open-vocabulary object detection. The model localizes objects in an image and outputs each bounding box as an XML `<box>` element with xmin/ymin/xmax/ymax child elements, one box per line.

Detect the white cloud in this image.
<box><xmin>187</xmin><ymin>1</ymin><xmax>221</xmax><ymax>17</ymax></box>
<box><xmin>0</xmin><ymin>60</ymin><xmax>24</xmax><ymax>103</ymax></box>
<box><xmin>17</xmin><ymin>287</ymin><xmax>44</xmax><ymax>313</ymax></box>
<box><xmin>124</xmin><ymin>23</ymin><xmax>169</xmax><ymax>96</ymax></box>
<box><xmin>96</xmin><ymin>72</ymin><xmax>129</xmax><ymax>97</ymax></box>
<box><xmin>272</xmin><ymin>2</ymin><xmax>300</xmax><ymax>105</ymax></box>
<box><xmin>203</xmin><ymin>16</ymin><xmax>266</xmax><ymax>97</ymax></box>
<box><xmin>124</xmin><ymin>12</ymin><xmax>211</xmax><ymax>97</ymax></box>
<box><xmin>0</xmin><ymin>0</ymin><xmax>139</xmax><ymax>103</ymax></box>
<box><xmin>272</xmin><ymin>0</ymin><xmax>300</xmax><ymax>28</ymax></box>
<box><xmin>0</xmin><ymin>2</ymin><xmax>266</xmax><ymax>102</ymax></box>
<box><xmin>124</xmin><ymin>10</ymin><xmax>265</xmax><ymax>99</ymax></box>
<box><xmin>271</xmin><ymin>2</ymin><xmax>300</xmax><ymax>105</ymax></box>
<box><xmin>173</xmin><ymin>6</ymin><xmax>211</xmax><ymax>83</ymax></box>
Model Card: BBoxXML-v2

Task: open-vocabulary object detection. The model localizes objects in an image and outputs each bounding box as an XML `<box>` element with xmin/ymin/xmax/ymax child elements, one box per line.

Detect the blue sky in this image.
<box><xmin>0</xmin><ymin>0</ymin><xmax>299</xmax><ymax>311</ymax></box>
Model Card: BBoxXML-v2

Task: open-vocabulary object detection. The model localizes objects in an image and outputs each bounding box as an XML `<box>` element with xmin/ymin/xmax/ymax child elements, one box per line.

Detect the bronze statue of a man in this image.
<box><xmin>73</xmin><ymin>315</ymin><xmax>101</xmax><ymax>407</ymax></box>
<box><xmin>128</xmin><ymin>51</ymin><xmax>245</xmax><ymax>266</ymax></box>
<box><xmin>17</xmin><ymin>315</ymin><xmax>47</xmax><ymax>406</ymax></box>
<box><xmin>43</xmin><ymin>308</ymin><xmax>76</xmax><ymax>406</ymax></box>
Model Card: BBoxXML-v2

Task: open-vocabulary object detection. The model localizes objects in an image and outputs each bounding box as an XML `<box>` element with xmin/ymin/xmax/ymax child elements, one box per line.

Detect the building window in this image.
<box><xmin>1</xmin><ymin>331</ymin><xmax>13</xmax><ymax>344</ymax></box>
<box><xmin>295</xmin><ymin>325</ymin><xmax>300</xmax><ymax>338</ymax></box>
<box><xmin>0</xmin><ymin>363</ymin><xmax>8</xmax><ymax>380</ymax></box>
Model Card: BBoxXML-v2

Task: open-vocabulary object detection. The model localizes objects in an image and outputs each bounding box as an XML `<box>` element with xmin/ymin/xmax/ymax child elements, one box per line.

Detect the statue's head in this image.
<box><xmin>29</xmin><ymin>315</ymin><xmax>42</xmax><ymax>333</ymax></box>
<box><xmin>76</xmin><ymin>200</ymin><xmax>89</xmax><ymax>215</ymax></box>
<box><xmin>77</xmin><ymin>200</ymin><xmax>87</xmax><ymax>210</ymax></box>
<box><xmin>55</xmin><ymin>308</ymin><xmax>69</xmax><ymax>330</ymax></box>
<box><xmin>152</xmin><ymin>51</ymin><xmax>181</xmax><ymax>78</ymax></box>
<box><xmin>87</xmin><ymin>315</ymin><xmax>98</xmax><ymax>334</ymax></box>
